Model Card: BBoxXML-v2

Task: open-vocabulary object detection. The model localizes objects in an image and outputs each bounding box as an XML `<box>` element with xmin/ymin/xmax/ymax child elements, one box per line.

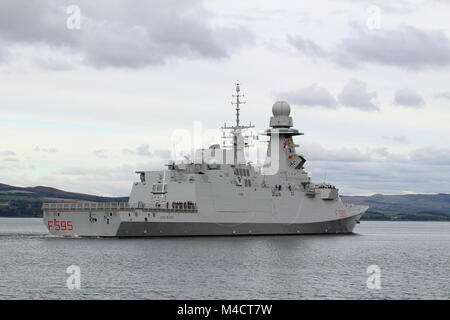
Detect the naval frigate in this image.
<box><xmin>42</xmin><ymin>83</ymin><xmax>368</xmax><ymax>237</ymax></box>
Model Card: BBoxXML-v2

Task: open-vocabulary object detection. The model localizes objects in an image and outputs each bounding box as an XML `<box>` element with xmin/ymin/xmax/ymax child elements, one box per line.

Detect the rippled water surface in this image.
<box><xmin>0</xmin><ymin>218</ymin><xmax>449</xmax><ymax>299</ymax></box>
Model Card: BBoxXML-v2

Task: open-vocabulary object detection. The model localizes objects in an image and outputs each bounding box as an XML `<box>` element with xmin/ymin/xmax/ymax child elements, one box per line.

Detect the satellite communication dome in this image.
<box><xmin>272</xmin><ymin>101</ymin><xmax>291</xmax><ymax>116</ymax></box>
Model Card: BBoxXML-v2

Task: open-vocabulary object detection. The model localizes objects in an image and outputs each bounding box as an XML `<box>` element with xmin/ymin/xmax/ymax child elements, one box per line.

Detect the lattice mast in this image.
<box><xmin>221</xmin><ymin>81</ymin><xmax>255</xmax><ymax>165</ymax></box>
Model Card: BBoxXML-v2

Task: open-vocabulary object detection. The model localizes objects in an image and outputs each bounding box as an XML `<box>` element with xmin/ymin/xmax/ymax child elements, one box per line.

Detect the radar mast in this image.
<box><xmin>221</xmin><ymin>81</ymin><xmax>255</xmax><ymax>165</ymax></box>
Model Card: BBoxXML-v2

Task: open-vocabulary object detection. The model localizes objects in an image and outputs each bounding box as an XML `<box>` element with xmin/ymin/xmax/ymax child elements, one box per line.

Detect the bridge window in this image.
<box><xmin>152</xmin><ymin>183</ymin><xmax>167</xmax><ymax>194</ymax></box>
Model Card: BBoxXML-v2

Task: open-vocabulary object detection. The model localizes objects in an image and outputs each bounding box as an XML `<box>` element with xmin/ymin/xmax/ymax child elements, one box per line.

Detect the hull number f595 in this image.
<box><xmin>48</xmin><ymin>220</ymin><xmax>73</xmax><ymax>231</ymax></box>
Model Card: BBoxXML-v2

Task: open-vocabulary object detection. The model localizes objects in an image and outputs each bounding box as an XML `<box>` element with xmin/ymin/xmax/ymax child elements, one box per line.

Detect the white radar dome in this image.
<box><xmin>272</xmin><ymin>101</ymin><xmax>291</xmax><ymax>116</ymax></box>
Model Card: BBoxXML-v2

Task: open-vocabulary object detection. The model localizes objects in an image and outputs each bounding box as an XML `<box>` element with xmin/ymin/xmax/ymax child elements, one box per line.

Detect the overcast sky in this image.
<box><xmin>1</xmin><ymin>0</ymin><xmax>449</xmax><ymax>196</ymax></box>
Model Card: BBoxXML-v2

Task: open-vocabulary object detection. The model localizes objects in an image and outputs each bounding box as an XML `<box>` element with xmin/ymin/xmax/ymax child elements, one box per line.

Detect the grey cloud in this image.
<box><xmin>60</xmin><ymin>167</ymin><xmax>103</xmax><ymax>176</ymax></box>
<box><xmin>394</xmin><ymin>88</ymin><xmax>425</xmax><ymax>107</ymax></box>
<box><xmin>280</xmin><ymin>81</ymin><xmax>380</xmax><ymax>112</ymax></box>
<box><xmin>0</xmin><ymin>1</ymin><xmax>72</xmax><ymax>44</ymax></box>
<box><xmin>289</xmin><ymin>24</ymin><xmax>450</xmax><ymax>70</ymax></box>
<box><xmin>154</xmin><ymin>149</ymin><xmax>171</xmax><ymax>159</ymax></box>
<box><xmin>58</xmin><ymin>162</ymin><xmax>160</xmax><ymax>181</ymax></box>
<box><xmin>301</xmin><ymin>143</ymin><xmax>405</xmax><ymax>164</ymax></box>
<box><xmin>53</xmin><ymin>162</ymin><xmax>165</xmax><ymax>195</ymax></box>
<box><xmin>34</xmin><ymin>146</ymin><xmax>57</xmax><ymax>153</ymax></box>
<box><xmin>334</xmin><ymin>25</ymin><xmax>450</xmax><ymax>70</ymax></box>
<box><xmin>410</xmin><ymin>147</ymin><xmax>450</xmax><ymax>166</ymax></box>
<box><xmin>434</xmin><ymin>92</ymin><xmax>450</xmax><ymax>100</ymax></box>
<box><xmin>123</xmin><ymin>144</ymin><xmax>153</xmax><ymax>158</ymax></box>
<box><xmin>311</xmin><ymin>160</ymin><xmax>450</xmax><ymax>195</ymax></box>
<box><xmin>122</xmin><ymin>148</ymin><xmax>135</xmax><ymax>155</ymax></box>
<box><xmin>0</xmin><ymin>151</ymin><xmax>16</xmax><ymax>156</ymax></box>
<box><xmin>372</xmin><ymin>147</ymin><xmax>390</xmax><ymax>157</ymax></box>
<box><xmin>382</xmin><ymin>136</ymin><xmax>409</xmax><ymax>144</ymax></box>
<box><xmin>338</xmin><ymin>0</ymin><xmax>416</xmax><ymax>14</ymax></box>
<box><xmin>122</xmin><ymin>146</ymin><xmax>171</xmax><ymax>159</ymax></box>
<box><xmin>302</xmin><ymin>142</ymin><xmax>450</xmax><ymax>167</ymax></box>
<box><xmin>0</xmin><ymin>39</ymin><xmax>10</xmax><ymax>63</ymax></box>
<box><xmin>59</xmin><ymin>166</ymin><xmax>131</xmax><ymax>179</ymax></box>
<box><xmin>299</xmin><ymin>142</ymin><xmax>370</xmax><ymax>162</ymax></box>
<box><xmin>376</xmin><ymin>2</ymin><xmax>416</xmax><ymax>14</ymax></box>
<box><xmin>287</xmin><ymin>35</ymin><xmax>326</xmax><ymax>58</ymax></box>
<box><xmin>93</xmin><ymin>149</ymin><xmax>108</xmax><ymax>159</ymax></box>
<box><xmin>32</xmin><ymin>54</ymin><xmax>75</xmax><ymax>71</ymax></box>
<box><xmin>338</xmin><ymin>79</ymin><xmax>379</xmax><ymax>111</ymax></box>
<box><xmin>136</xmin><ymin>144</ymin><xmax>153</xmax><ymax>158</ymax></box>
<box><xmin>300</xmin><ymin>142</ymin><xmax>450</xmax><ymax>194</ymax></box>
<box><xmin>0</xmin><ymin>0</ymin><xmax>253</xmax><ymax>69</ymax></box>
<box><xmin>278</xmin><ymin>84</ymin><xmax>338</xmax><ymax>109</ymax></box>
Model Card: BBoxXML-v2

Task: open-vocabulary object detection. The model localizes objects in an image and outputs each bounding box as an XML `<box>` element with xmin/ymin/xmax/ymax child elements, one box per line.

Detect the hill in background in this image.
<box><xmin>0</xmin><ymin>183</ymin><xmax>128</xmax><ymax>217</ymax></box>
<box><xmin>342</xmin><ymin>193</ymin><xmax>450</xmax><ymax>221</ymax></box>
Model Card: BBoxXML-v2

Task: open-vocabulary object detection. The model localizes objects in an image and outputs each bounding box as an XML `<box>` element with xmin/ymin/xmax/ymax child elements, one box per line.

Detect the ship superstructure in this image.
<box><xmin>42</xmin><ymin>83</ymin><xmax>368</xmax><ymax>237</ymax></box>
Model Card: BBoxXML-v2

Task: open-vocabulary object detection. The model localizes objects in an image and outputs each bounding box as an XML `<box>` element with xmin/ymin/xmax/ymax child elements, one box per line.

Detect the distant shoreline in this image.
<box><xmin>360</xmin><ymin>210</ymin><xmax>450</xmax><ymax>221</ymax></box>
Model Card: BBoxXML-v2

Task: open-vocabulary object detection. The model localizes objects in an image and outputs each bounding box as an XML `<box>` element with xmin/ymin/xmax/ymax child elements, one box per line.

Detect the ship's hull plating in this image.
<box><xmin>115</xmin><ymin>214</ymin><xmax>362</xmax><ymax>237</ymax></box>
<box><xmin>43</xmin><ymin>209</ymin><xmax>364</xmax><ymax>237</ymax></box>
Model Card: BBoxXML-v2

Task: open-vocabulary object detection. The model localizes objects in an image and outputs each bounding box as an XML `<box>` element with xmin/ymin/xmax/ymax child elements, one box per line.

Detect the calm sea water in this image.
<box><xmin>0</xmin><ymin>218</ymin><xmax>448</xmax><ymax>300</ymax></box>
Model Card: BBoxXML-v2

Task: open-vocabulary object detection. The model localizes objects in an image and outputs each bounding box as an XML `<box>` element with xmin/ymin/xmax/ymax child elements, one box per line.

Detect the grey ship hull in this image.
<box><xmin>115</xmin><ymin>214</ymin><xmax>362</xmax><ymax>237</ymax></box>
<box><xmin>42</xmin><ymin>201</ymin><xmax>366</xmax><ymax>237</ymax></box>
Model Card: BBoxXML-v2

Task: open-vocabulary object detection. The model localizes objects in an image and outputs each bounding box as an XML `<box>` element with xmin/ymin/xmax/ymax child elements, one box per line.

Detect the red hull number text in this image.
<box><xmin>48</xmin><ymin>220</ymin><xmax>73</xmax><ymax>231</ymax></box>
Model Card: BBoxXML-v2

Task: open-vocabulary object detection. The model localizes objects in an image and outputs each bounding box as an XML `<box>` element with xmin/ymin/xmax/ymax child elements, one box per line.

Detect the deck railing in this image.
<box><xmin>42</xmin><ymin>202</ymin><xmax>197</xmax><ymax>212</ymax></box>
